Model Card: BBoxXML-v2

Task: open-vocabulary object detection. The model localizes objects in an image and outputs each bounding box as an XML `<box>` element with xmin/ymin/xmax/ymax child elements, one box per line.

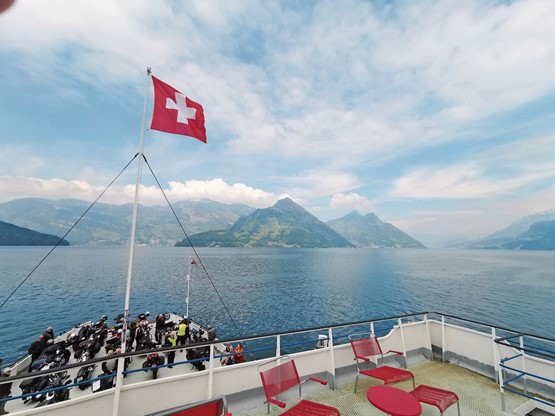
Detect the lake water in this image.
<box><xmin>1</xmin><ymin>246</ymin><xmax>554</xmax><ymax>365</ymax></box>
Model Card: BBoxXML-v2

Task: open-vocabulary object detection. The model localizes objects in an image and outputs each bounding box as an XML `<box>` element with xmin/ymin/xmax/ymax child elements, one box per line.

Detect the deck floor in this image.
<box><xmin>233</xmin><ymin>360</ymin><xmax>531</xmax><ymax>416</ymax></box>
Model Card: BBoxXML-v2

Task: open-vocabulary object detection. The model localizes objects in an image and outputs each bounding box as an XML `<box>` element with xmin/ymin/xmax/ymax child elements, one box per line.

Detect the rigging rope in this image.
<box><xmin>2</xmin><ymin>153</ymin><xmax>247</xmax><ymax>353</ymax></box>
<box><xmin>142</xmin><ymin>155</ymin><xmax>245</xmax><ymax>340</ymax></box>
<box><xmin>0</xmin><ymin>154</ymin><xmax>139</xmax><ymax>311</ymax></box>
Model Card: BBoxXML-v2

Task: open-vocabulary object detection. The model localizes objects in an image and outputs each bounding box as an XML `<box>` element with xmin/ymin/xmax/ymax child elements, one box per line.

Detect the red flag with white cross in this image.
<box><xmin>150</xmin><ymin>76</ymin><xmax>207</xmax><ymax>143</ymax></box>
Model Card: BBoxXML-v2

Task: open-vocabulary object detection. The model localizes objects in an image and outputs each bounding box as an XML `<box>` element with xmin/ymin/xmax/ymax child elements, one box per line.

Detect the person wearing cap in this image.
<box><xmin>43</xmin><ymin>327</ymin><xmax>55</xmax><ymax>342</ymax></box>
<box><xmin>0</xmin><ymin>367</ymin><xmax>11</xmax><ymax>415</ymax></box>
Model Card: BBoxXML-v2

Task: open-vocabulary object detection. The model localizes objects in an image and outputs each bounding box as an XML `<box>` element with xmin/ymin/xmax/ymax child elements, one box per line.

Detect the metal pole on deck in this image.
<box><xmin>186</xmin><ymin>256</ymin><xmax>192</xmax><ymax>318</ymax></box>
<box><xmin>112</xmin><ymin>67</ymin><xmax>151</xmax><ymax>416</ymax></box>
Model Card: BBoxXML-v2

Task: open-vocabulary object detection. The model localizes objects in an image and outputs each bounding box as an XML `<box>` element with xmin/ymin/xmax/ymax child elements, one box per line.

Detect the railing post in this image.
<box><xmin>328</xmin><ymin>327</ymin><xmax>336</xmax><ymax>390</ymax></box>
<box><xmin>520</xmin><ymin>335</ymin><xmax>528</xmax><ymax>395</ymax></box>
<box><xmin>398</xmin><ymin>317</ymin><xmax>408</xmax><ymax>368</ymax></box>
<box><xmin>441</xmin><ymin>315</ymin><xmax>446</xmax><ymax>362</ymax></box>
<box><xmin>492</xmin><ymin>327</ymin><xmax>499</xmax><ymax>384</ymax></box>
<box><xmin>276</xmin><ymin>334</ymin><xmax>281</xmax><ymax>358</ymax></box>
<box><xmin>497</xmin><ymin>337</ymin><xmax>506</xmax><ymax>411</ymax></box>
<box><xmin>370</xmin><ymin>321</ymin><xmax>376</xmax><ymax>366</ymax></box>
<box><xmin>207</xmin><ymin>343</ymin><xmax>214</xmax><ymax>400</ymax></box>
<box><xmin>424</xmin><ymin>314</ymin><xmax>433</xmax><ymax>361</ymax></box>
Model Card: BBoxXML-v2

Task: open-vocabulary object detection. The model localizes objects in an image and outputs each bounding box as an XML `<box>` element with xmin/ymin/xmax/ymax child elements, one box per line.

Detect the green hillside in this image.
<box><xmin>179</xmin><ymin>198</ymin><xmax>353</xmax><ymax>248</ymax></box>
<box><xmin>0</xmin><ymin>220</ymin><xmax>69</xmax><ymax>246</ymax></box>
<box><xmin>327</xmin><ymin>211</ymin><xmax>426</xmax><ymax>248</ymax></box>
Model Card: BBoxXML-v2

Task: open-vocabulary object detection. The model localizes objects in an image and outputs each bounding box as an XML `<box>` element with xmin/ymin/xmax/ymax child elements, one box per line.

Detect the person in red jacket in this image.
<box><xmin>233</xmin><ymin>343</ymin><xmax>245</xmax><ymax>364</ymax></box>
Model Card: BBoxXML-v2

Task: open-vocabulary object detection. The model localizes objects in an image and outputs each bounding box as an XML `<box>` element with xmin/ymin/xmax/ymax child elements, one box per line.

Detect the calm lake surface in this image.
<box><xmin>1</xmin><ymin>247</ymin><xmax>554</xmax><ymax>365</ymax></box>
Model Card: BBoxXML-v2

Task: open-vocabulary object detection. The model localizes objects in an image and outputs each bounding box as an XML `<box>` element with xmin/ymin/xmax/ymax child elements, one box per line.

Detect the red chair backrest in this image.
<box><xmin>168</xmin><ymin>401</ymin><xmax>219</xmax><ymax>416</ymax></box>
<box><xmin>151</xmin><ymin>399</ymin><xmax>228</xmax><ymax>416</ymax></box>
<box><xmin>350</xmin><ymin>334</ymin><xmax>383</xmax><ymax>359</ymax></box>
<box><xmin>259</xmin><ymin>357</ymin><xmax>301</xmax><ymax>400</ymax></box>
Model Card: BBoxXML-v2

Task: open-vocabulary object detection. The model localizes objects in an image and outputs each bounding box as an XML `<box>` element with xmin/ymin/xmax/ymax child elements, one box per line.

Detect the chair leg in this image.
<box><xmin>354</xmin><ymin>373</ymin><xmax>360</xmax><ymax>393</ymax></box>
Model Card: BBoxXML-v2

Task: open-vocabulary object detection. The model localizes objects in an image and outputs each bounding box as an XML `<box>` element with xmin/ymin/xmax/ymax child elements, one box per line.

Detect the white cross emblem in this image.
<box><xmin>166</xmin><ymin>92</ymin><xmax>196</xmax><ymax>125</ymax></box>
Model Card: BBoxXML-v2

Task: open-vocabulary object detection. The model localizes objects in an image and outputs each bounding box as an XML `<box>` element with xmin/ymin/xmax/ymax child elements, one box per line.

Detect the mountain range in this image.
<box><xmin>1</xmin><ymin>198</ymin><xmax>553</xmax><ymax>250</ymax></box>
<box><xmin>178</xmin><ymin>198</ymin><xmax>354</xmax><ymax>248</ymax></box>
<box><xmin>464</xmin><ymin>210</ymin><xmax>555</xmax><ymax>250</ymax></box>
<box><xmin>0</xmin><ymin>197</ymin><xmax>423</xmax><ymax>249</ymax></box>
<box><xmin>0</xmin><ymin>198</ymin><xmax>253</xmax><ymax>246</ymax></box>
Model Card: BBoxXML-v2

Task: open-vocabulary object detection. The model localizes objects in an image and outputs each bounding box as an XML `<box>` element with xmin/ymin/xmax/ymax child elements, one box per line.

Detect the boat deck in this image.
<box><xmin>233</xmin><ymin>360</ymin><xmax>534</xmax><ymax>416</ymax></box>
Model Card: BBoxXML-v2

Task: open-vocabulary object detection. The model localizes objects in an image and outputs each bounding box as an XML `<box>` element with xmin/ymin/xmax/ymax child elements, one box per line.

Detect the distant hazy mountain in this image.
<box><xmin>0</xmin><ymin>198</ymin><xmax>254</xmax><ymax>246</ymax></box>
<box><xmin>0</xmin><ymin>220</ymin><xmax>69</xmax><ymax>246</ymax></box>
<box><xmin>180</xmin><ymin>198</ymin><xmax>353</xmax><ymax>248</ymax></box>
<box><xmin>466</xmin><ymin>220</ymin><xmax>555</xmax><ymax>250</ymax></box>
<box><xmin>465</xmin><ymin>211</ymin><xmax>555</xmax><ymax>250</ymax></box>
<box><xmin>484</xmin><ymin>210</ymin><xmax>555</xmax><ymax>240</ymax></box>
<box><xmin>326</xmin><ymin>211</ymin><xmax>426</xmax><ymax>248</ymax></box>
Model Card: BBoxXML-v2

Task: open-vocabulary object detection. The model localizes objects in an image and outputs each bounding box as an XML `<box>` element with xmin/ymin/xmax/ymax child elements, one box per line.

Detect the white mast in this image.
<box><xmin>185</xmin><ymin>256</ymin><xmax>198</xmax><ymax>317</ymax></box>
<box><xmin>186</xmin><ymin>256</ymin><xmax>192</xmax><ymax>318</ymax></box>
<box><xmin>112</xmin><ymin>67</ymin><xmax>151</xmax><ymax>416</ymax></box>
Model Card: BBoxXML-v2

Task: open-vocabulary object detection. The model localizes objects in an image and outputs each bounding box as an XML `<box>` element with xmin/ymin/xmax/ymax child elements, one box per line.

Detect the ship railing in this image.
<box><xmin>495</xmin><ymin>333</ymin><xmax>555</xmax><ymax>411</ymax></box>
<box><xmin>0</xmin><ymin>311</ymin><xmax>431</xmax><ymax>411</ymax></box>
<box><xmin>3</xmin><ymin>311</ymin><xmax>555</xmax><ymax>415</ymax></box>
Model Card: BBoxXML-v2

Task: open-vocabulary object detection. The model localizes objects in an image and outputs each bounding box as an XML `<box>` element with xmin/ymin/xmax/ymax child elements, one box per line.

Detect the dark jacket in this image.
<box><xmin>28</xmin><ymin>339</ymin><xmax>46</xmax><ymax>359</ymax></box>
<box><xmin>155</xmin><ymin>316</ymin><xmax>165</xmax><ymax>331</ymax></box>
<box><xmin>129</xmin><ymin>321</ymin><xmax>137</xmax><ymax>339</ymax></box>
<box><xmin>0</xmin><ymin>373</ymin><xmax>11</xmax><ymax>397</ymax></box>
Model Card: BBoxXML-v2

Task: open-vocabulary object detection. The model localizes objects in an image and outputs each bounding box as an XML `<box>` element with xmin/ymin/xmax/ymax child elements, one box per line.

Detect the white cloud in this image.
<box><xmin>0</xmin><ymin>176</ymin><xmax>106</xmax><ymax>202</ymax></box>
<box><xmin>4</xmin><ymin>0</ymin><xmax>555</xmax><ymax>165</ymax></box>
<box><xmin>0</xmin><ymin>148</ymin><xmax>46</xmax><ymax>176</ymax></box>
<box><xmin>2</xmin><ymin>1</ymin><xmax>555</xmax><ymax>240</ymax></box>
<box><xmin>0</xmin><ymin>175</ymin><xmax>282</xmax><ymax>208</ymax></box>
<box><xmin>330</xmin><ymin>192</ymin><xmax>374</xmax><ymax>213</ymax></box>
<box><xmin>390</xmin><ymin>160</ymin><xmax>554</xmax><ymax>200</ymax></box>
<box><xmin>159</xmin><ymin>179</ymin><xmax>283</xmax><ymax>207</ymax></box>
<box><xmin>373</xmin><ymin>1</ymin><xmax>555</xmax><ymax>121</ymax></box>
<box><xmin>285</xmin><ymin>169</ymin><xmax>359</xmax><ymax>199</ymax></box>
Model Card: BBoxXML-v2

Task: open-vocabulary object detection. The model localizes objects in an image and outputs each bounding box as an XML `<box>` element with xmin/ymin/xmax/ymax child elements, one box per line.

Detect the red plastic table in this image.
<box><xmin>367</xmin><ymin>385</ymin><xmax>422</xmax><ymax>416</ymax></box>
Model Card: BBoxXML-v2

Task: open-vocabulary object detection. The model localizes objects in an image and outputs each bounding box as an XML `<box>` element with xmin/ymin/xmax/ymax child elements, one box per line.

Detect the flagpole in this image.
<box><xmin>112</xmin><ymin>67</ymin><xmax>152</xmax><ymax>416</ymax></box>
<box><xmin>186</xmin><ymin>256</ymin><xmax>191</xmax><ymax>317</ymax></box>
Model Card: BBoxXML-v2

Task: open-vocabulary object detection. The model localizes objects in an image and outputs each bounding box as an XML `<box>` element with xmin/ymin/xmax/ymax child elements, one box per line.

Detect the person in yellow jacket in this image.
<box><xmin>164</xmin><ymin>331</ymin><xmax>177</xmax><ymax>368</ymax></box>
<box><xmin>177</xmin><ymin>320</ymin><xmax>187</xmax><ymax>345</ymax></box>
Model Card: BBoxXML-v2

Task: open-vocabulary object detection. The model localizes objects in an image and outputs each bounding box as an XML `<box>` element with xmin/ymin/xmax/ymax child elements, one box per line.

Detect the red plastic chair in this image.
<box><xmin>349</xmin><ymin>333</ymin><xmax>415</xmax><ymax>393</ymax></box>
<box><xmin>144</xmin><ymin>396</ymin><xmax>232</xmax><ymax>416</ymax></box>
<box><xmin>258</xmin><ymin>355</ymin><xmax>341</xmax><ymax>415</ymax></box>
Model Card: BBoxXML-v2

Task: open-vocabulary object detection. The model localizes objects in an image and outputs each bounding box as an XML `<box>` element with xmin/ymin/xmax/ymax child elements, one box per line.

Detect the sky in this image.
<box><xmin>1</xmin><ymin>0</ymin><xmax>555</xmax><ymax>247</ymax></box>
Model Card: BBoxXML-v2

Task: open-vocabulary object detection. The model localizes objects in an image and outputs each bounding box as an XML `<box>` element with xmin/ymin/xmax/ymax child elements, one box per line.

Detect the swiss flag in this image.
<box><xmin>150</xmin><ymin>76</ymin><xmax>207</xmax><ymax>143</ymax></box>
